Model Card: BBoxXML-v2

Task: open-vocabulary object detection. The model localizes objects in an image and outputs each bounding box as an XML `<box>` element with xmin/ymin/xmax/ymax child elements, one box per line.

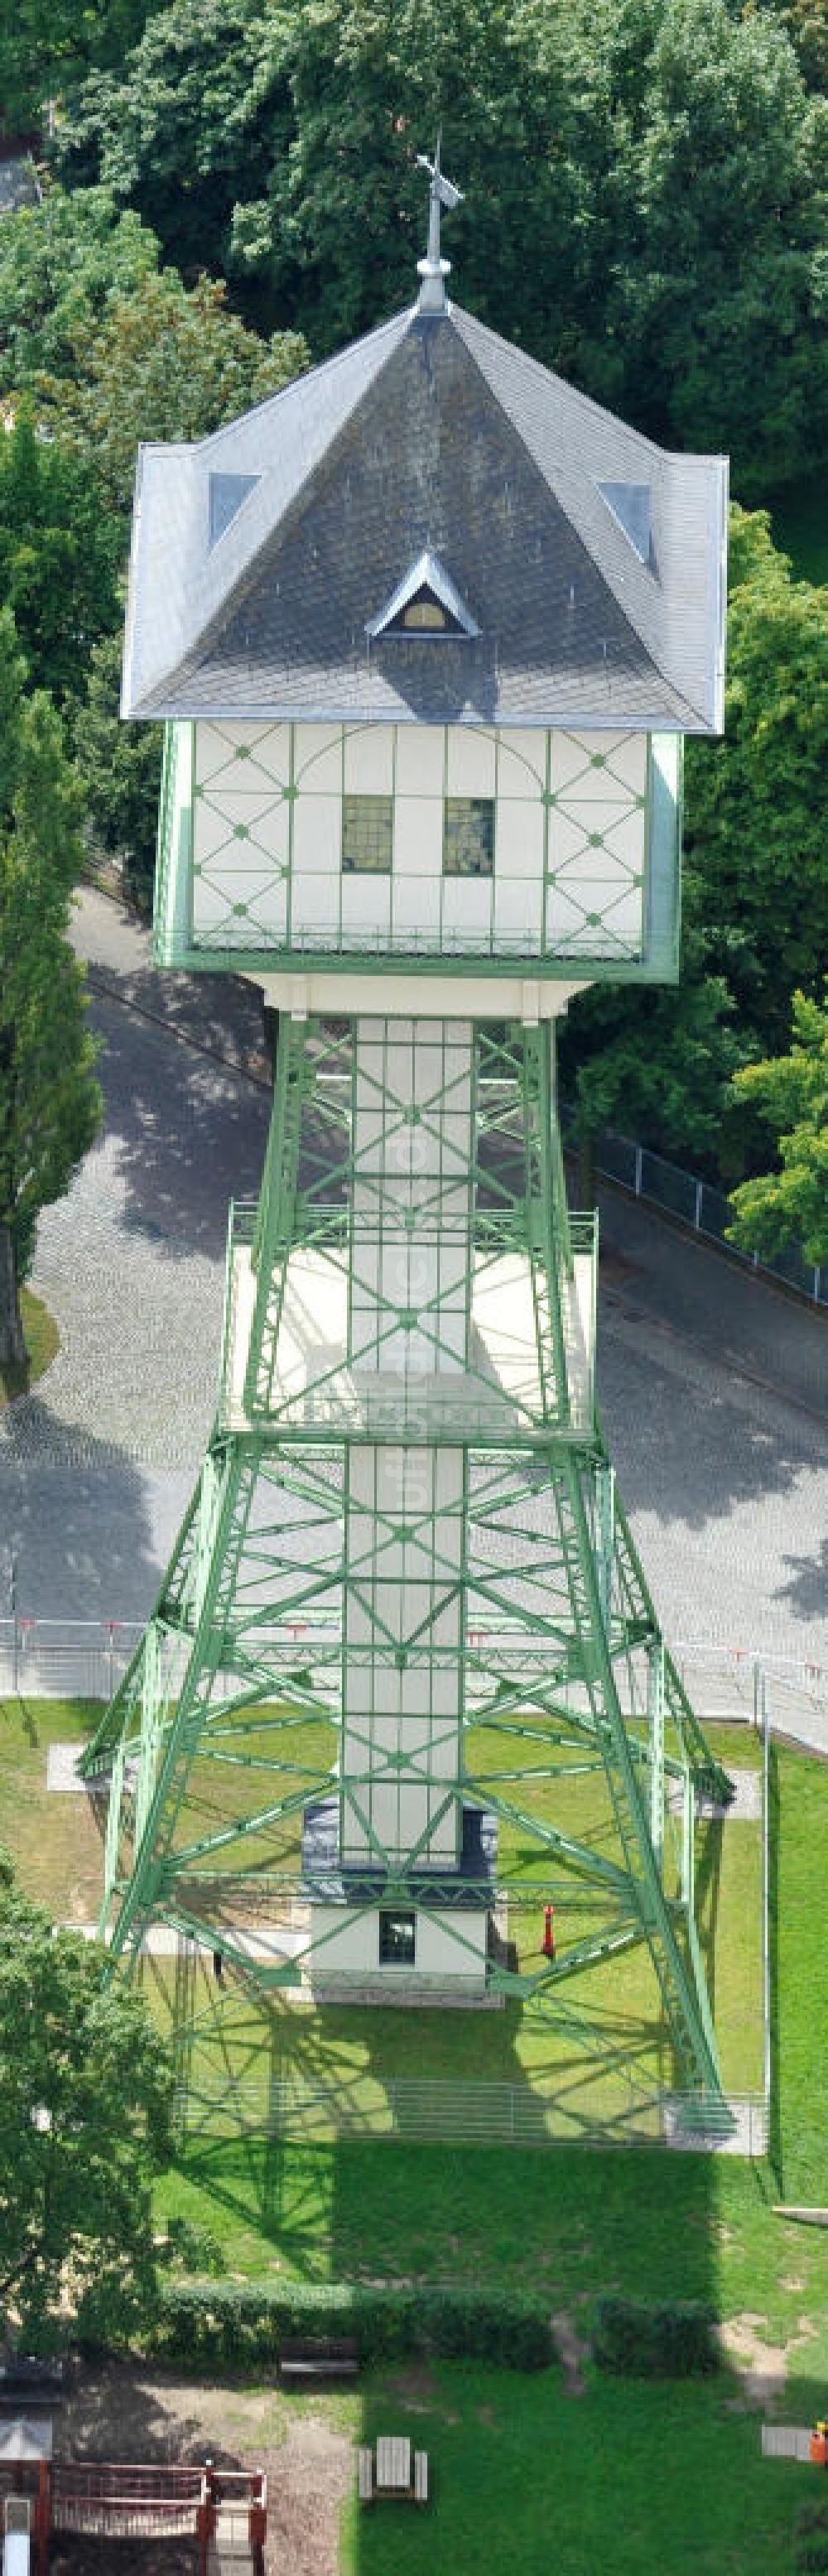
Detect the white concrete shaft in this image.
<box><xmin>341</xmin><ymin>1018</ymin><xmax>473</xmax><ymax>1868</ymax></box>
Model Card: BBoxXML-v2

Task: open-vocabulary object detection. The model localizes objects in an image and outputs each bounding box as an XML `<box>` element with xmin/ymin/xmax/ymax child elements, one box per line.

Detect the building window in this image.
<box><xmin>443</xmin><ymin>798</ymin><xmax>494</xmax><ymax>877</ymax></box>
<box><xmin>379</xmin><ymin>1910</ymin><xmax>416</xmax><ymax>1966</ymax></box>
<box><xmin>402</xmin><ymin>594</ymin><xmax>448</xmax><ymax>631</ymax></box>
<box><xmin>342</xmin><ymin>794</ymin><xmax>392</xmax><ymax>872</ymax></box>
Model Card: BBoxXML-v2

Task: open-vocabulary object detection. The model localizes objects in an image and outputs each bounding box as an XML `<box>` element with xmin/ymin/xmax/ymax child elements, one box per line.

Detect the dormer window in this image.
<box><xmin>403</xmin><ymin>595</ymin><xmax>449</xmax><ymax>631</ymax></box>
<box><xmin>367</xmin><ymin>549</ymin><xmax>479</xmax><ymax>642</ymax></box>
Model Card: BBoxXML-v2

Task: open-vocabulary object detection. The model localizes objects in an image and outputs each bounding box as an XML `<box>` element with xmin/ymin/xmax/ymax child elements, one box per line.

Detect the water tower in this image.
<box><xmin>83</xmin><ymin>161</ymin><xmax>731</xmax><ymax>2100</ymax></box>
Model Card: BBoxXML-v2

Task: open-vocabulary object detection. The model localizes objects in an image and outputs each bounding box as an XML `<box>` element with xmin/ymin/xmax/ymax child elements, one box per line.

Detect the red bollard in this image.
<box><xmin>542</xmin><ymin>1904</ymin><xmax>555</xmax><ymax>1959</ymax></box>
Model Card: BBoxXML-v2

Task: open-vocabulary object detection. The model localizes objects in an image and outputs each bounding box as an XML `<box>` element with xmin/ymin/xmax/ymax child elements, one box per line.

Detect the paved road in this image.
<box><xmin>0</xmin><ymin>887</ymin><xmax>824</xmax><ymax>1696</ymax></box>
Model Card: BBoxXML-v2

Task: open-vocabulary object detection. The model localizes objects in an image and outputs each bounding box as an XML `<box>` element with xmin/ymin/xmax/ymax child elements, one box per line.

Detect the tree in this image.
<box><xmin>1</xmin><ymin>0</ymin><xmax>170</xmax><ymax>141</ymax></box>
<box><xmin>559</xmin><ymin>920</ymin><xmax>749</xmax><ymax>1183</ymax></box>
<box><xmin>596</xmin><ymin>0</ymin><xmax>828</xmax><ymax>493</ymax></box>
<box><xmin>41</xmin><ymin>267</ymin><xmax>309</xmax><ymax>512</ymax></box>
<box><xmin>53</xmin><ymin>0</ymin><xmax>828</xmax><ymax>493</ymax></box>
<box><xmin>0</xmin><ymin>613</ymin><xmax>102</xmax><ymax>1370</ymax></box>
<box><xmin>684</xmin><ymin>507</ymin><xmax>828</xmax><ymax>1060</ymax></box>
<box><xmin>0</xmin><ymin>185</ymin><xmax>161</xmax><ymax>400</ymax></box>
<box><xmin>759</xmin><ymin>0</ymin><xmax>828</xmax><ymax>95</ymax></box>
<box><xmin>562</xmin><ymin>506</ymin><xmax>828</xmax><ymax>1188</ymax></box>
<box><xmin>0</xmin><ymin>1846</ymin><xmax>172</xmax><ymax>2345</ymax></box>
<box><xmin>75</xmin><ymin>631</ymin><xmax>163</xmax><ymax>908</ymax></box>
<box><xmin>727</xmin><ymin>987</ymin><xmax>828</xmax><ymax>1270</ymax></box>
<box><xmin>53</xmin><ymin>0</ymin><xmax>291</xmax><ymax>288</ymax></box>
<box><xmin>0</xmin><ymin>401</ymin><xmax>121</xmax><ymax>708</ymax></box>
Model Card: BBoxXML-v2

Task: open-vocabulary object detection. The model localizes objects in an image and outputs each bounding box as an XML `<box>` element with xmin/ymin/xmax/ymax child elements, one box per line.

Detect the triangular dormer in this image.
<box><xmin>597</xmin><ymin>482</ymin><xmax>651</xmax><ymax>565</ymax></box>
<box><xmin>366</xmin><ymin>549</ymin><xmax>479</xmax><ymax>639</ymax></box>
<box><xmin>208</xmin><ymin>472</ymin><xmax>260</xmax><ymax>550</ymax></box>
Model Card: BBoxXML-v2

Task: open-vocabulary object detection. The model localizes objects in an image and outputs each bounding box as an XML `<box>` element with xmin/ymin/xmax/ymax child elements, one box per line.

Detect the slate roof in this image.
<box><xmin>123</xmin><ymin>300</ymin><xmax>727</xmax><ymax>733</ymax></box>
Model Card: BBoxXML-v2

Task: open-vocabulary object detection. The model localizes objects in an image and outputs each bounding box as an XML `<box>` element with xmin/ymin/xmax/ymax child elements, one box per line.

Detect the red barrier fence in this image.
<box><xmin>0</xmin><ymin>2457</ymin><xmax>267</xmax><ymax>2575</ymax></box>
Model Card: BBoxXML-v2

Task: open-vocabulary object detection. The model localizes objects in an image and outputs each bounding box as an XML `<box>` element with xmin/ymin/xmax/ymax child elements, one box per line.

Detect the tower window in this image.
<box><xmin>403</xmin><ymin>597</ymin><xmax>447</xmax><ymax>630</ymax></box>
<box><xmin>342</xmin><ymin>795</ymin><xmax>393</xmax><ymax>872</ymax></box>
<box><xmin>379</xmin><ymin>1910</ymin><xmax>416</xmax><ymax>1966</ymax></box>
<box><xmin>443</xmin><ymin>798</ymin><xmax>495</xmax><ymax>877</ymax></box>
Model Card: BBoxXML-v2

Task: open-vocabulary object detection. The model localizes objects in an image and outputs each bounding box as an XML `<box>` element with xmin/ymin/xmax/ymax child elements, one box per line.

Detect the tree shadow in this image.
<box><xmin>0</xmin><ymin>1429</ymin><xmax>189</xmax><ymax>1626</ymax></box>
<box><xmin>91</xmin><ymin>992</ymin><xmax>270</xmax><ymax>1263</ymax></box>
<box><xmin>776</xmin><ymin>1542</ymin><xmax>828</xmax><ymax>1624</ymax></box>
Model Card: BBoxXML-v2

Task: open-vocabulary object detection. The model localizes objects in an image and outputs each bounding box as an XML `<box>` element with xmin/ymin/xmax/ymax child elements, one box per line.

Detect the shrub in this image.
<box><xmin>150</xmin><ymin>2279</ymin><xmax>553</xmax><ymax>2372</ymax></box>
<box><xmin>795</xmin><ymin>2501</ymin><xmax>828</xmax><ymax>2569</ymax></box>
<box><xmin>164</xmin><ymin>2217</ymin><xmax>225</xmax><ymax>2276</ymax></box>
<box><xmin>592</xmin><ymin>2297</ymin><xmax>718</xmax><ymax>2378</ymax></box>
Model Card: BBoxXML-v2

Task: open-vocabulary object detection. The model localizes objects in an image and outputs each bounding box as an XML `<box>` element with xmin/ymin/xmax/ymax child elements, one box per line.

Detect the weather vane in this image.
<box><xmin>416</xmin><ymin>135</ymin><xmax>463</xmax><ymax>312</ymax></box>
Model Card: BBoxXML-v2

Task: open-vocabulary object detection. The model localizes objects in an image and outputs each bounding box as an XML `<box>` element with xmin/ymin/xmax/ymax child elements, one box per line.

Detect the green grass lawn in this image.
<box><xmin>0</xmin><ymin>1287</ymin><xmax>59</xmax><ymax>1408</ymax></box>
<box><xmin>0</xmin><ymin>1694</ymin><xmax>104</xmax><ymax>1917</ymax></box>
<box><xmin>344</xmin><ymin>2367</ymin><xmax>797</xmax><ymax>2576</ymax></box>
<box><xmin>4</xmin><ymin>1698</ymin><xmax>827</xmax><ymax>2436</ymax></box>
<box><xmin>0</xmin><ymin>1698</ymin><xmax>765</xmax><ymax>2117</ymax></box>
<box><xmin>2</xmin><ymin>1698</ymin><xmax>827</xmax><ymax>2576</ymax></box>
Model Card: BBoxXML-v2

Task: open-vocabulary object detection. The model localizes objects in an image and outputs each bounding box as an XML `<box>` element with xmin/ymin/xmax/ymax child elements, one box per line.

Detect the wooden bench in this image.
<box><xmin>357</xmin><ymin>2439</ymin><xmax>429</xmax><ymax>2506</ymax></box>
<box><xmin>278</xmin><ymin>2338</ymin><xmax>359</xmax><ymax>2382</ymax></box>
<box><xmin>0</xmin><ymin>2360</ymin><xmax>64</xmax><ymax>2410</ymax></box>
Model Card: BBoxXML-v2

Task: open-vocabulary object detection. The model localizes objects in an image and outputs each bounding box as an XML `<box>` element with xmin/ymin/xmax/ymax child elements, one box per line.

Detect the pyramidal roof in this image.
<box><xmin>122</xmin><ymin>299</ymin><xmax>727</xmax><ymax>733</ymax></box>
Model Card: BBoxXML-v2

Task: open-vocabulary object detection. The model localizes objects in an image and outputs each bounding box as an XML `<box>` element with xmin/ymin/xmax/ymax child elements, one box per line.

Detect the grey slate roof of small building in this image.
<box><xmin>122</xmin><ymin>300</ymin><xmax>727</xmax><ymax>733</ymax></box>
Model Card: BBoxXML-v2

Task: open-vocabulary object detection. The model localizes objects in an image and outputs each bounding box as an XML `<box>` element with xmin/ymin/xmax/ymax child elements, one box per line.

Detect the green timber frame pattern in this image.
<box><xmin>80</xmin><ymin>1016</ymin><xmax>731</xmax><ymax>2105</ymax></box>
<box><xmin>152</xmin><ymin>718</ymin><xmax>681</xmax><ymax>983</ymax></box>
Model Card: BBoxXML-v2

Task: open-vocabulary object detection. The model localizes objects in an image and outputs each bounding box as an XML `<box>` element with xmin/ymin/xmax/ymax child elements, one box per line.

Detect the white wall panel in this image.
<box><xmin>494</xmin><ymin>800</ymin><xmax>545</xmax><ymax>878</ymax></box>
<box><xmin>441</xmin><ymin>880</ymin><xmax>493</xmax><ymax>943</ymax></box>
<box><xmin>293</xmin><ymin>723</ymin><xmax>342</xmax><ymax>791</ymax></box>
<box><xmin>393</xmin><ymin>799</ymin><xmax>441</xmax><ymax>877</ymax></box>
<box><xmin>291</xmin><ymin>874</ymin><xmax>335</xmax><ymax>932</ymax></box>
<box><xmin>494</xmin><ymin>879</ymin><xmax>542</xmax><ymax>941</ymax></box>
<box><xmin>446</xmin><ymin>726</ymin><xmax>497</xmax><ymax>796</ymax></box>
<box><xmin>395</xmin><ymin>725</ymin><xmax>445</xmax><ymax>795</ymax></box>
<box><xmin>340</xmin><ymin>878</ymin><xmax>391</xmax><ymax>940</ymax></box>
<box><xmin>291</xmin><ymin>795</ymin><xmax>341</xmax><ymax>872</ymax></box>
<box><xmin>195</xmin><ymin>793</ymin><xmax>291</xmax><ymax>868</ymax></box>
<box><xmin>344</xmin><ymin>724</ymin><xmax>394</xmax><ymax>793</ymax></box>
<box><xmin>497</xmin><ymin>729</ymin><xmax>547</xmax><ymax>795</ymax></box>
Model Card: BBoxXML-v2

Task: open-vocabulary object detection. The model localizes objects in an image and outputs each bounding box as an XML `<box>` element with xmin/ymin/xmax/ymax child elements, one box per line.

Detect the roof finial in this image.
<box><xmin>416</xmin><ymin>135</ymin><xmax>463</xmax><ymax>315</ymax></box>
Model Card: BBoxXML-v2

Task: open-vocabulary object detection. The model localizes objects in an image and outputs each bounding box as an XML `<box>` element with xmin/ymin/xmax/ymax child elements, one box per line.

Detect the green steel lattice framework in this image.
<box><xmin>81</xmin><ymin>1015</ymin><xmax>732</xmax><ymax>2100</ymax></box>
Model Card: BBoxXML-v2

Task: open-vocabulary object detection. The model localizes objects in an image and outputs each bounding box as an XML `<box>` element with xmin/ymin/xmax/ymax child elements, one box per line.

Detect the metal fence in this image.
<box><xmin>0</xmin><ymin>1617</ymin><xmax>822</xmax><ymax>1749</ymax></box>
<box><xmin>562</xmin><ymin>1114</ymin><xmax>826</xmax><ymax>1309</ymax></box>
<box><xmin>0</xmin><ymin>1617</ymin><xmax>142</xmax><ymax>1701</ymax></box>
<box><xmin>174</xmin><ymin>2069</ymin><xmax>768</xmax><ymax>2156</ymax></box>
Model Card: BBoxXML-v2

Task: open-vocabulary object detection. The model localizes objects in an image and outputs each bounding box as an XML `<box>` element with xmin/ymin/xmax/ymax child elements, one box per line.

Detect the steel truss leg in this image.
<box><xmin>80</xmin><ymin>1014</ymin><xmax>730</xmax><ymax>2102</ymax></box>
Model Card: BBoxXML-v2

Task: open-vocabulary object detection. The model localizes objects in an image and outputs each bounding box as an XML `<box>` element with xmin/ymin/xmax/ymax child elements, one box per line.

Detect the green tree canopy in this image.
<box><xmin>590</xmin><ymin>0</ymin><xmax>828</xmax><ymax>488</ymax></box>
<box><xmin>562</xmin><ymin>507</ymin><xmax>828</xmax><ymax>1188</ymax></box>
<box><xmin>54</xmin><ymin>0</ymin><xmax>290</xmax><ymax>287</ymax></box>
<box><xmin>559</xmin><ymin>916</ymin><xmax>749</xmax><ymax>1180</ymax></box>
<box><xmin>0</xmin><ymin>1844</ymin><xmax>171</xmax><ymax>2345</ymax></box>
<box><xmin>41</xmin><ymin>267</ymin><xmax>309</xmax><ymax>511</ymax></box>
<box><xmin>684</xmin><ymin>506</ymin><xmax>828</xmax><ymax>1059</ymax></box>
<box><xmin>728</xmin><ymin>986</ymin><xmax>828</xmax><ymax>1269</ymax></box>
<box><xmin>75</xmin><ymin>630</ymin><xmax>163</xmax><ymax>906</ymax></box>
<box><xmin>0</xmin><ymin>401</ymin><xmax>121</xmax><ymax>704</ymax></box>
<box><xmin>0</xmin><ymin>612</ymin><xmax>102</xmax><ymax>1368</ymax></box>
<box><xmin>54</xmin><ymin>0</ymin><xmax>828</xmax><ymax>492</ymax></box>
<box><xmin>0</xmin><ymin>186</ymin><xmax>161</xmax><ymax>398</ymax></box>
<box><xmin>1</xmin><ymin>0</ymin><xmax>169</xmax><ymax>139</ymax></box>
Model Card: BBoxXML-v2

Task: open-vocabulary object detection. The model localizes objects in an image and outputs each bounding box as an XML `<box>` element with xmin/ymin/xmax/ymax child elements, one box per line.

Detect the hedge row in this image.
<box><xmin>150</xmin><ymin>2278</ymin><xmax>553</xmax><ymax>2372</ymax></box>
<box><xmin>795</xmin><ymin>2502</ymin><xmax>828</xmax><ymax>2572</ymax></box>
<box><xmin>592</xmin><ymin>2297</ymin><xmax>719</xmax><ymax>2378</ymax></box>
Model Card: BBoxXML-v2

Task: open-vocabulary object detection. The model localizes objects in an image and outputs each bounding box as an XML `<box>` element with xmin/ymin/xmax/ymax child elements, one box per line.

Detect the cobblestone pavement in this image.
<box><xmin>0</xmin><ymin>887</ymin><xmax>824</xmax><ymax>1692</ymax></box>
